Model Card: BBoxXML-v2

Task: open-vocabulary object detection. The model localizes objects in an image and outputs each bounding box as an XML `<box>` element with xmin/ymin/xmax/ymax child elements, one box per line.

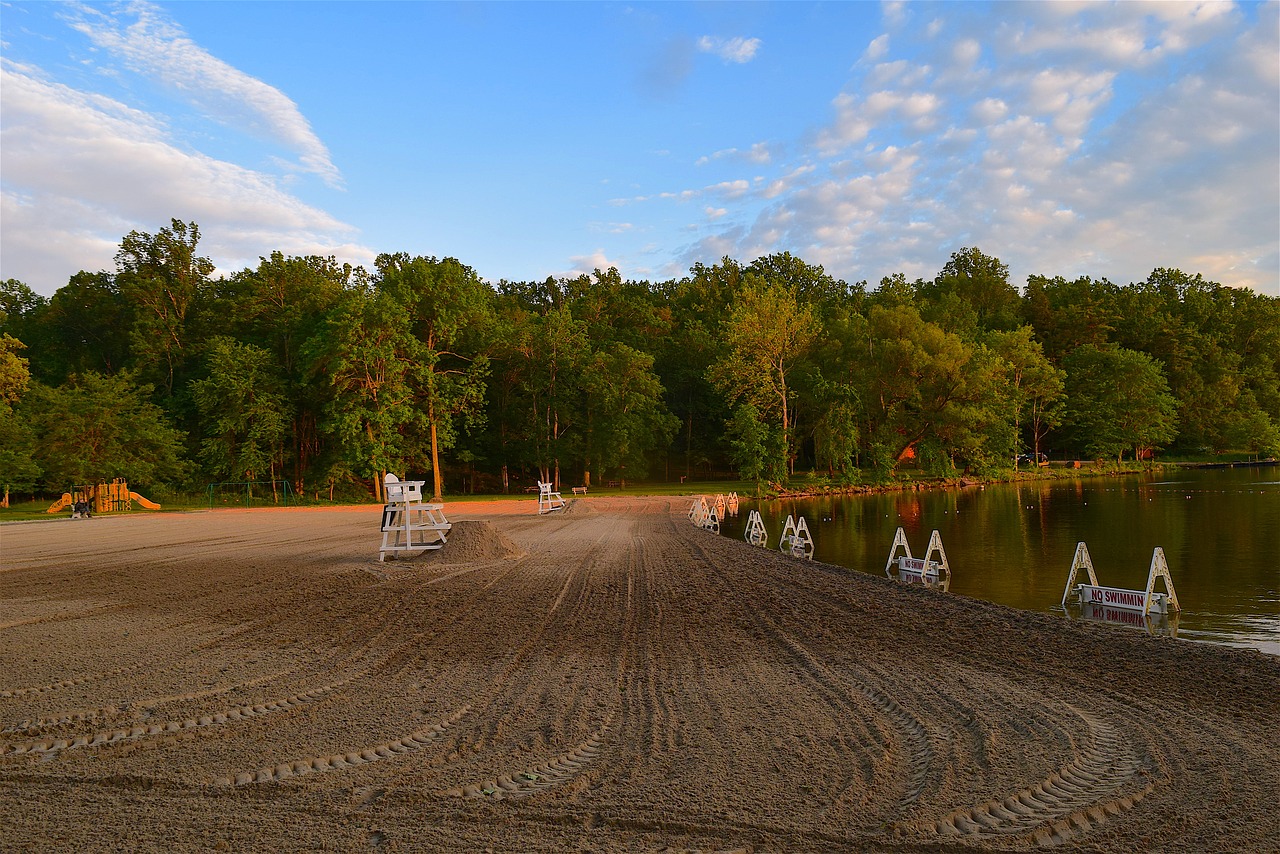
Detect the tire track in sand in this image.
<box><xmin>681</xmin><ymin>526</ymin><xmax>936</xmax><ymax>814</ymax></box>
<box><xmin>3</xmin><ymin>683</ymin><xmax>348</xmax><ymax>758</ymax></box>
<box><xmin>212</xmin><ymin>705</ymin><xmax>471</xmax><ymax>786</ymax></box>
<box><xmin>444</xmin><ymin>718</ymin><xmax>611</xmax><ymax>800</ymax></box>
<box><xmin>686</xmin><ymin>515</ymin><xmax>1156</xmax><ymax>847</ymax></box>
<box><xmin>921</xmin><ymin>704</ymin><xmax>1152</xmax><ymax>848</ymax></box>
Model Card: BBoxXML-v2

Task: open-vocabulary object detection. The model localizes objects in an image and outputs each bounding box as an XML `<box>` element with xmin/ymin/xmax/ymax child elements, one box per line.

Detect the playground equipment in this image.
<box><xmin>1060</xmin><ymin>542</ymin><xmax>1180</xmax><ymax>616</ymax></box>
<box><xmin>778</xmin><ymin>514</ymin><xmax>814</xmax><ymax>559</ymax></box>
<box><xmin>379</xmin><ymin>474</ymin><xmax>451</xmax><ymax>561</ymax></box>
<box><xmin>46</xmin><ymin>478</ymin><xmax>160</xmax><ymax>516</ymax></box>
<box><xmin>883</xmin><ymin>527</ymin><xmax>951</xmax><ymax>589</ymax></box>
<box><xmin>744</xmin><ymin>510</ymin><xmax>768</xmax><ymax>547</ymax></box>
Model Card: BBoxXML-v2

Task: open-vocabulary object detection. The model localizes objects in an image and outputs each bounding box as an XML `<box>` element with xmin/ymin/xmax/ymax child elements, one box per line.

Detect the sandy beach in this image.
<box><xmin>2</xmin><ymin>496</ymin><xmax>1277</xmax><ymax>852</ymax></box>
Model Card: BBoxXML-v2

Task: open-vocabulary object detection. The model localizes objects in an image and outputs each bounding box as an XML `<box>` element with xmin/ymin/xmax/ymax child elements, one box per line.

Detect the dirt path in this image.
<box><xmin>2</xmin><ymin>497</ymin><xmax>1277</xmax><ymax>852</ymax></box>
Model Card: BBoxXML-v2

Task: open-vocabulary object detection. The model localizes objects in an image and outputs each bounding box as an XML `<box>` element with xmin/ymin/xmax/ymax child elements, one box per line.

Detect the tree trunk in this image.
<box><xmin>430</xmin><ymin>416</ymin><xmax>443</xmax><ymax>502</ymax></box>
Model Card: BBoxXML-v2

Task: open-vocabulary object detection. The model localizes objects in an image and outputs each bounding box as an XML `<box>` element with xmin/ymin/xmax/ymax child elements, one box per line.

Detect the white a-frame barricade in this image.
<box><xmin>689</xmin><ymin>496</ymin><xmax>719</xmax><ymax>534</ymax></box>
<box><xmin>744</xmin><ymin>509</ymin><xmax>768</xmax><ymax>547</ymax></box>
<box><xmin>883</xmin><ymin>527</ymin><xmax>950</xmax><ymax>587</ymax></box>
<box><xmin>778</xmin><ymin>514</ymin><xmax>814</xmax><ymax>559</ymax></box>
<box><xmin>704</xmin><ymin>502</ymin><xmax>720</xmax><ymax>534</ymax></box>
<box><xmin>1062</xmin><ymin>543</ymin><xmax>1181</xmax><ymax>616</ymax></box>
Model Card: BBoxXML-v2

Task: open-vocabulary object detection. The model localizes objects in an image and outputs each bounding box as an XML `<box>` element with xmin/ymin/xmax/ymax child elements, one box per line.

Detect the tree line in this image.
<box><xmin>2</xmin><ymin>219</ymin><xmax>1277</xmax><ymax>502</ymax></box>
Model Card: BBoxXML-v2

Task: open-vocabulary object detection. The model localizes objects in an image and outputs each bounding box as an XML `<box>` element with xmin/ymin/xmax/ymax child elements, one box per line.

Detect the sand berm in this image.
<box><xmin>2</xmin><ymin>496</ymin><xmax>1276</xmax><ymax>852</ymax></box>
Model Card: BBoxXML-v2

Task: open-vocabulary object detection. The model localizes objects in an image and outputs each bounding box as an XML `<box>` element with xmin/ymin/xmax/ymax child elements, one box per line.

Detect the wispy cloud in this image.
<box><xmin>696</xmin><ymin>35</ymin><xmax>761</xmax><ymax>64</ymax></box>
<box><xmin>673</xmin><ymin>1</ymin><xmax>1277</xmax><ymax>293</ymax></box>
<box><xmin>0</xmin><ymin>60</ymin><xmax>368</xmax><ymax>288</ymax></box>
<box><xmin>695</xmin><ymin>142</ymin><xmax>774</xmax><ymax>167</ymax></box>
<box><xmin>65</xmin><ymin>0</ymin><xmax>341</xmax><ymax>187</ymax></box>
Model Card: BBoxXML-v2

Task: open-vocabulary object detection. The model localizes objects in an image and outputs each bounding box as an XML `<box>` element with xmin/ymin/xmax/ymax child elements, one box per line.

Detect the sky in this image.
<box><xmin>1</xmin><ymin>0</ymin><xmax>1277</xmax><ymax>298</ymax></box>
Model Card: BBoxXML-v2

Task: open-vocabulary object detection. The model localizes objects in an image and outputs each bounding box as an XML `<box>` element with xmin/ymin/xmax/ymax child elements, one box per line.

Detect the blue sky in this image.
<box><xmin>2</xmin><ymin>0</ymin><xmax>1277</xmax><ymax>297</ymax></box>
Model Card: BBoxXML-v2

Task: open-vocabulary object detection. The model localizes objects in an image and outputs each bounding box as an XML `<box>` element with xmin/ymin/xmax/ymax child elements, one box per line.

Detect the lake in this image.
<box><xmin>716</xmin><ymin>465</ymin><xmax>1280</xmax><ymax>655</ymax></box>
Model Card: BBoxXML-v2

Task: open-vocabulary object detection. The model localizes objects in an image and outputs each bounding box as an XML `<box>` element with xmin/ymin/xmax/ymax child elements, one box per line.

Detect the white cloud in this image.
<box><xmin>66</xmin><ymin>0</ymin><xmax>341</xmax><ymax>187</ymax></box>
<box><xmin>565</xmin><ymin>249</ymin><xmax>620</xmax><ymax>277</ymax></box>
<box><xmin>952</xmin><ymin>38</ymin><xmax>981</xmax><ymax>66</ymax></box>
<box><xmin>863</xmin><ymin>34</ymin><xmax>890</xmax><ymax>62</ymax></box>
<box><xmin>972</xmin><ymin>97</ymin><xmax>1008</xmax><ymax>124</ymax></box>
<box><xmin>696</xmin><ymin>35</ymin><xmax>761</xmax><ymax>64</ymax></box>
<box><xmin>696</xmin><ymin>142</ymin><xmax>774</xmax><ymax>167</ymax></box>
<box><xmin>1024</xmin><ymin>68</ymin><xmax>1114</xmax><ymax>137</ymax></box>
<box><xmin>0</xmin><ymin>61</ymin><xmax>370</xmax><ymax>293</ymax></box>
<box><xmin>817</xmin><ymin>92</ymin><xmax>874</xmax><ymax>154</ymax></box>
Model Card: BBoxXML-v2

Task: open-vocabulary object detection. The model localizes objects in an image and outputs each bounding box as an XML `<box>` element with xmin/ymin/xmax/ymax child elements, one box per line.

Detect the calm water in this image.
<box><xmin>718</xmin><ymin>466</ymin><xmax>1280</xmax><ymax>655</ymax></box>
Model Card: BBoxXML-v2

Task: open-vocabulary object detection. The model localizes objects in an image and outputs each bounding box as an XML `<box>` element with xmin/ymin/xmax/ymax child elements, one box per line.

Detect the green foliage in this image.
<box><xmin>581</xmin><ymin>344</ymin><xmax>678</xmax><ymax>480</ymax></box>
<box><xmin>307</xmin><ymin>286</ymin><xmax>424</xmax><ymax>497</ymax></box>
<box><xmin>919</xmin><ymin>247</ymin><xmax>1021</xmax><ymax>333</ymax></box>
<box><xmin>724</xmin><ymin>403</ymin><xmax>784</xmax><ymax>490</ymax></box>
<box><xmin>22</xmin><ymin>372</ymin><xmax>188</xmax><ymax>487</ymax></box>
<box><xmin>11</xmin><ymin>219</ymin><xmax>1278</xmax><ymax>496</ymax></box>
<box><xmin>1062</xmin><ymin>344</ymin><xmax>1178</xmax><ymax>462</ymax></box>
<box><xmin>114</xmin><ymin>219</ymin><xmax>215</xmax><ymax>396</ymax></box>
<box><xmin>375</xmin><ymin>253</ymin><xmax>494</xmax><ymax>499</ymax></box>
<box><xmin>0</xmin><ymin>333</ymin><xmax>40</xmax><ymax>490</ymax></box>
<box><xmin>0</xmin><ymin>334</ymin><xmax>31</xmax><ymax>408</ymax></box>
<box><xmin>191</xmin><ymin>337</ymin><xmax>289</xmax><ymax>481</ymax></box>
<box><xmin>708</xmin><ymin>278</ymin><xmax>820</xmax><ymax>477</ymax></box>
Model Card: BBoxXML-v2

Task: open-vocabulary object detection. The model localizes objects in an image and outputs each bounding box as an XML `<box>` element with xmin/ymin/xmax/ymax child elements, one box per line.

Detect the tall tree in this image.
<box><xmin>1062</xmin><ymin>344</ymin><xmax>1178</xmax><ymax>462</ymax></box>
<box><xmin>20</xmin><ymin>272</ymin><xmax>132</xmax><ymax>384</ymax></box>
<box><xmin>376</xmin><ymin>254</ymin><xmax>493</xmax><ymax>501</ymax></box>
<box><xmin>989</xmin><ymin>327</ymin><xmax>1066</xmax><ymax>463</ymax></box>
<box><xmin>580</xmin><ymin>343</ymin><xmax>678</xmax><ymax>484</ymax></box>
<box><xmin>114</xmin><ymin>219</ymin><xmax>215</xmax><ymax>396</ymax></box>
<box><xmin>920</xmin><ymin>247</ymin><xmax>1021</xmax><ymax>332</ymax></box>
<box><xmin>307</xmin><ymin>287</ymin><xmax>423</xmax><ymax>502</ymax></box>
<box><xmin>191</xmin><ymin>337</ymin><xmax>289</xmax><ymax>486</ymax></box>
<box><xmin>708</xmin><ymin>279</ymin><xmax>820</xmax><ymax>477</ymax></box>
<box><xmin>0</xmin><ymin>334</ymin><xmax>40</xmax><ymax>501</ymax></box>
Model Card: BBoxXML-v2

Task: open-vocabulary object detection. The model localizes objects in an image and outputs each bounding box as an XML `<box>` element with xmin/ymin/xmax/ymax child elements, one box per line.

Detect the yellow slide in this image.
<box><xmin>129</xmin><ymin>492</ymin><xmax>161</xmax><ymax>510</ymax></box>
<box><xmin>47</xmin><ymin>493</ymin><xmax>73</xmax><ymax>513</ymax></box>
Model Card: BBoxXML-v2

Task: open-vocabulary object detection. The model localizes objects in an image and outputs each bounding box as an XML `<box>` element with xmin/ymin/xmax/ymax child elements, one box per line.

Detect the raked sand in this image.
<box><xmin>2</xmin><ymin>496</ymin><xmax>1277</xmax><ymax>852</ymax></box>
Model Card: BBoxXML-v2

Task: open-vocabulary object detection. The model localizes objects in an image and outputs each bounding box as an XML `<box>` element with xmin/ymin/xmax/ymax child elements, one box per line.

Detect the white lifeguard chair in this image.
<box><xmin>1061</xmin><ymin>543</ymin><xmax>1181</xmax><ymax>616</ymax></box>
<box><xmin>778</xmin><ymin>514</ymin><xmax>814</xmax><ymax>559</ymax></box>
<box><xmin>883</xmin><ymin>527</ymin><xmax>950</xmax><ymax>586</ymax></box>
<box><xmin>379</xmin><ymin>474</ymin><xmax>451</xmax><ymax>562</ymax></box>
<box><xmin>537</xmin><ymin>480</ymin><xmax>566</xmax><ymax>515</ymax></box>
<box><xmin>744</xmin><ymin>509</ymin><xmax>768</xmax><ymax>547</ymax></box>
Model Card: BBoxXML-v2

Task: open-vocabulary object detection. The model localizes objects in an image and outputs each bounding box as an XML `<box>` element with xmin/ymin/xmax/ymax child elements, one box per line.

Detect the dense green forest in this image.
<box><xmin>2</xmin><ymin>219</ymin><xmax>1278</xmax><ymax>502</ymax></box>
